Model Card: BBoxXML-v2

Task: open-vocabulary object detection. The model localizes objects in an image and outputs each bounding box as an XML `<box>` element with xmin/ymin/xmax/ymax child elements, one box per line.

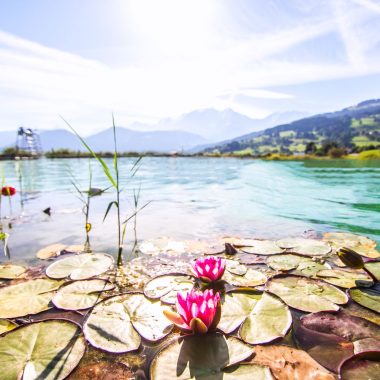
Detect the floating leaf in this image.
<box><xmin>0</xmin><ymin>319</ymin><xmax>16</xmax><ymax>334</ymax></box>
<box><xmin>150</xmin><ymin>333</ymin><xmax>254</xmax><ymax>380</ymax></box>
<box><xmin>350</xmin><ymin>284</ymin><xmax>380</xmax><ymax>313</ymax></box>
<box><xmin>267</xmin><ymin>254</ymin><xmax>307</xmax><ymax>271</ymax></box>
<box><xmin>323</xmin><ymin>232</ymin><xmax>380</xmax><ymax>259</ymax></box>
<box><xmin>223</xmin><ymin>364</ymin><xmax>274</xmax><ymax>379</ymax></box>
<box><xmin>144</xmin><ymin>274</ymin><xmax>193</xmax><ymax>300</ymax></box>
<box><xmin>250</xmin><ymin>345</ymin><xmax>335</xmax><ymax>380</ymax></box>
<box><xmin>46</xmin><ymin>253</ymin><xmax>114</xmax><ymax>280</ymax></box>
<box><xmin>295</xmin><ymin>311</ymin><xmax>380</xmax><ymax>372</ymax></box>
<box><xmin>240</xmin><ymin>292</ymin><xmax>292</xmax><ymax>344</ymax></box>
<box><xmin>364</xmin><ymin>261</ymin><xmax>380</xmax><ymax>281</ymax></box>
<box><xmin>36</xmin><ymin>243</ymin><xmax>67</xmax><ymax>259</ymax></box>
<box><xmin>267</xmin><ymin>275</ymin><xmax>348</xmax><ymax>312</ymax></box>
<box><xmin>224</xmin><ymin>267</ymin><xmax>267</xmax><ymax>287</ymax></box>
<box><xmin>241</xmin><ymin>240</ymin><xmax>284</xmax><ymax>255</ymax></box>
<box><xmin>52</xmin><ymin>279</ymin><xmax>115</xmax><ymax>310</ymax></box>
<box><xmin>316</xmin><ymin>269</ymin><xmax>373</xmax><ymax>288</ymax></box>
<box><xmin>276</xmin><ymin>238</ymin><xmax>331</xmax><ymax>256</ymax></box>
<box><xmin>295</xmin><ymin>260</ymin><xmax>331</xmax><ymax>277</ymax></box>
<box><xmin>0</xmin><ymin>264</ymin><xmax>26</xmax><ymax>279</ymax></box>
<box><xmin>219</xmin><ymin>292</ymin><xmax>260</xmax><ymax>333</ymax></box>
<box><xmin>226</xmin><ymin>259</ymin><xmax>248</xmax><ymax>276</ymax></box>
<box><xmin>0</xmin><ymin>320</ymin><xmax>85</xmax><ymax>380</ymax></box>
<box><xmin>340</xmin><ymin>356</ymin><xmax>380</xmax><ymax>380</ymax></box>
<box><xmin>0</xmin><ymin>278</ymin><xmax>63</xmax><ymax>318</ymax></box>
<box><xmin>84</xmin><ymin>293</ymin><xmax>172</xmax><ymax>353</ymax></box>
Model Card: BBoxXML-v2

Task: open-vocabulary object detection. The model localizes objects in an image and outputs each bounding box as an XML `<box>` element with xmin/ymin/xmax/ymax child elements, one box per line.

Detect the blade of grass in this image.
<box><xmin>60</xmin><ymin>116</ymin><xmax>117</xmax><ymax>188</ymax></box>
<box><xmin>103</xmin><ymin>200</ymin><xmax>118</xmax><ymax>222</ymax></box>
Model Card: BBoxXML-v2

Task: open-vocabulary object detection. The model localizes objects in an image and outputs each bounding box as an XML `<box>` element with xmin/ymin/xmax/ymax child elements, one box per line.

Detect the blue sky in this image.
<box><xmin>0</xmin><ymin>0</ymin><xmax>380</xmax><ymax>134</ymax></box>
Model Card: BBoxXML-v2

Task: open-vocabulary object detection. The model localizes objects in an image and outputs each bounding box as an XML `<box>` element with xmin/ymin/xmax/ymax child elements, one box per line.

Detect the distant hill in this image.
<box><xmin>85</xmin><ymin>127</ymin><xmax>207</xmax><ymax>152</ymax></box>
<box><xmin>204</xmin><ymin>99</ymin><xmax>380</xmax><ymax>156</ymax></box>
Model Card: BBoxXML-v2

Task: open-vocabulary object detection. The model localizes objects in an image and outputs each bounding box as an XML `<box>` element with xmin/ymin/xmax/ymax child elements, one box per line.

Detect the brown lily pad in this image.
<box><xmin>68</xmin><ymin>361</ymin><xmax>135</xmax><ymax>380</ymax></box>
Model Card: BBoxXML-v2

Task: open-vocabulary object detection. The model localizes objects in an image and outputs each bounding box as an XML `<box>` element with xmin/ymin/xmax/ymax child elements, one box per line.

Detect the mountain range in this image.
<box><xmin>0</xmin><ymin>109</ymin><xmax>306</xmax><ymax>153</ymax></box>
<box><xmin>205</xmin><ymin>99</ymin><xmax>380</xmax><ymax>155</ymax></box>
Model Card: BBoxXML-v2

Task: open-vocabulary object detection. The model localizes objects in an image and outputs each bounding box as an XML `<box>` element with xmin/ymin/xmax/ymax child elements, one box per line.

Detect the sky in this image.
<box><xmin>0</xmin><ymin>0</ymin><xmax>380</xmax><ymax>135</ymax></box>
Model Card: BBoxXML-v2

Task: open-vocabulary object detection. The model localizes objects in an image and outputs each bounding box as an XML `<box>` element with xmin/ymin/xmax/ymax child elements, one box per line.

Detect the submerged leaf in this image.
<box><xmin>0</xmin><ymin>320</ymin><xmax>85</xmax><ymax>380</ymax></box>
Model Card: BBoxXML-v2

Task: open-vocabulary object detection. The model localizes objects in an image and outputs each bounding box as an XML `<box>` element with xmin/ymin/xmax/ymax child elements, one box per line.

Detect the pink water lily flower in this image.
<box><xmin>164</xmin><ymin>289</ymin><xmax>221</xmax><ymax>334</ymax></box>
<box><xmin>191</xmin><ymin>256</ymin><xmax>226</xmax><ymax>283</ymax></box>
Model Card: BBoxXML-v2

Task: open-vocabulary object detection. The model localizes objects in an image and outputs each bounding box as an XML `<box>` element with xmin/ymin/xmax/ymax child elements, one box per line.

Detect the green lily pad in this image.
<box><xmin>239</xmin><ymin>292</ymin><xmax>292</xmax><ymax>344</ymax></box>
<box><xmin>46</xmin><ymin>253</ymin><xmax>114</xmax><ymax>280</ymax></box>
<box><xmin>241</xmin><ymin>240</ymin><xmax>284</xmax><ymax>255</ymax></box>
<box><xmin>52</xmin><ymin>279</ymin><xmax>115</xmax><ymax>310</ymax></box>
<box><xmin>276</xmin><ymin>238</ymin><xmax>331</xmax><ymax>256</ymax></box>
<box><xmin>267</xmin><ymin>275</ymin><xmax>348</xmax><ymax>312</ymax></box>
<box><xmin>295</xmin><ymin>261</ymin><xmax>331</xmax><ymax>277</ymax></box>
<box><xmin>267</xmin><ymin>254</ymin><xmax>307</xmax><ymax>271</ymax></box>
<box><xmin>144</xmin><ymin>274</ymin><xmax>194</xmax><ymax>301</ymax></box>
<box><xmin>0</xmin><ymin>264</ymin><xmax>26</xmax><ymax>279</ymax></box>
<box><xmin>323</xmin><ymin>232</ymin><xmax>380</xmax><ymax>259</ymax></box>
<box><xmin>0</xmin><ymin>320</ymin><xmax>85</xmax><ymax>380</ymax></box>
<box><xmin>0</xmin><ymin>319</ymin><xmax>16</xmax><ymax>334</ymax></box>
<box><xmin>224</xmin><ymin>268</ymin><xmax>267</xmax><ymax>287</ymax></box>
<box><xmin>84</xmin><ymin>293</ymin><xmax>172</xmax><ymax>353</ymax></box>
<box><xmin>222</xmin><ymin>364</ymin><xmax>274</xmax><ymax>379</ymax></box>
<box><xmin>316</xmin><ymin>269</ymin><xmax>373</xmax><ymax>289</ymax></box>
<box><xmin>350</xmin><ymin>284</ymin><xmax>380</xmax><ymax>313</ymax></box>
<box><xmin>0</xmin><ymin>278</ymin><xmax>64</xmax><ymax>318</ymax></box>
<box><xmin>226</xmin><ymin>259</ymin><xmax>248</xmax><ymax>276</ymax></box>
<box><xmin>364</xmin><ymin>262</ymin><xmax>380</xmax><ymax>281</ymax></box>
<box><xmin>150</xmin><ymin>333</ymin><xmax>254</xmax><ymax>379</ymax></box>
<box><xmin>219</xmin><ymin>292</ymin><xmax>261</xmax><ymax>333</ymax></box>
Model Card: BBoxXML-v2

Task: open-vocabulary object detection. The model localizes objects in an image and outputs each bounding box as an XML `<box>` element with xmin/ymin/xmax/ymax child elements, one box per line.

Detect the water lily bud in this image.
<box><xmin>337</xmin><ymin>247</ymin><xmax>364</xmax><ymax>269</ymax></box>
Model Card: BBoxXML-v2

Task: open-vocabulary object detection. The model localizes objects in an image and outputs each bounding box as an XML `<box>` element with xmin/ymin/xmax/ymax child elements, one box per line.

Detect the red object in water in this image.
<box><xmin>1</xmin><ymin>186</ymin><xmax>16</xmax><ymax>196</ymax></box>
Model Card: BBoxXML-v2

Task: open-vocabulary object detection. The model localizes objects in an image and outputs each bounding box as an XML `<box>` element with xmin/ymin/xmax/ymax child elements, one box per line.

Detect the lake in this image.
<box><xmin>1</xmin><ymin>157</ymin><xmax>379</xmax><ymax>262</ymax></box>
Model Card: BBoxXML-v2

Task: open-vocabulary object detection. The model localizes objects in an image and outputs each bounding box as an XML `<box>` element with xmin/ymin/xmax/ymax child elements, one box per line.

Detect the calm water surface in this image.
<box><xmin>1</xmin><ymin>157</ymin><xmax>379</xmax><ymax>262</ymax></box>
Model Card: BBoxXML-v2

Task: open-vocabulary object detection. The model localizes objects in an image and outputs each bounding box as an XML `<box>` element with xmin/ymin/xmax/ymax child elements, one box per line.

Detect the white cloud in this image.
<box><xmin>0</xmin><ymin>0</ymin><xmax>380</xmax><ymax>135</ymax></box>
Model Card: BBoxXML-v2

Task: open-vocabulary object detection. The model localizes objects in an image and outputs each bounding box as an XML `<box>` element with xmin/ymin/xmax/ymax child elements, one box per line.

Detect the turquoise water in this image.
<box><xmin>1</xmin><ymin>157</ymin><xmax>379</xmax><ymax>261</ymax></box>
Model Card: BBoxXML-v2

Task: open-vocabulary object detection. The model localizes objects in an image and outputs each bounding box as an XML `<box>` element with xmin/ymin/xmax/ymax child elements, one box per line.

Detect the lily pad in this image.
<box><xmin>364</xmin><ymin>261</ymin><xmax>380</xmax><ymax>281</ymax></box>
<box><xmin>223</xmin><ymin>364</ymin><xmax>274</xmax><ymax>379</ymax></box>
<box><xmin>144</xmin><ymin>274</ymin><xmax>194</xmax><ymax>301</ymax></box>
<box><xmin>241</xmin><ymin>240</ymin><xmax>284</xmax><ymax>255</ymax></box>
<box><xmin>150</xmin><ymin>333</ymin><xmax>254</xmax><ymax>379</ymax></box>
<box><xmin>350</xmin><ymin>284</ymin><xmax>380</xmax><ymax>313</ymax></box>
<box><xmin>0</xmin><ymin>319</ymin><xmax>16</xmax><ymax>334</ymax></box>
<box><xmin>226</xmin><ymin>259</ymin><xmax>248</xmax><ymax>276</ymax></box>
<box><xmin>224</xmin><ymin>268</ymin><xmax>267</xmax><ymax>287</ymax></box>
<box><xmin>276</xmin><ymin>238</ymin><xmax>331</xmax><ymax>256</ymax></box>
<box><xmin>52</xmin><ymin>279</ymin><xmax>115</xmax><ymax>310</ymax></box>
<box><xmin>36</xmin><ymin>243</ymin><xmax>67</xmax><ymax>259</ymax></box>
<box><xmin>219</xmin><ymin>292</ymin><xmax>261</xmax><ymax>333</ymax></box>
<box><xmin>84</xmin><ymin>293</ymin><xmax>172</xmax><ymax>353</ymax></box>
<box><xmin>323</xmin><ymin>232</ymin><xmax>380</xmax><ymax>259</ymax></box>
<box><xmin>0</xmin><ymin>320</ymin><xmax>85</xmax><ymax>380</ymax></box>
<box><xmin>250</xmin><ymin>345</ymin><xmax>335</xmax><ymax>380</ymax></box>
<box><xmin>295</xmin><ymin>260</ymin><xmax>331</xmax><ymax>277</ymax></box>
<box><xmin>295</xmin><ymin>311</ymin><xmax>380</xmax><ymax>372</ymax></box>
<box><xmin>239</xmin><ymin>292</ymin><xmax>292</xmax><ymax>344</ymax></box>
<box><xmin>340</xmin><ymin>355</ymin><xmax>380</xmax><ymax>380</ymax></box>
<box><xmin>46</xmin><ymin>253</ymin><xmax>114</xmax><ymax>280</ymax></box>
<box><xmin>316</xmin><ymin>269</ymin><xmax>373</xmax><ymax>288</ymax></box>
<box><xmin>0</xmin><ymin>264</ymin><xmax>26</xmax><ymax>279</ymax></box>
<box><xmin>267</xmin><ymin>275</ymin><xmax>348</xmax><ymax>312</ymax></box>
<box><xmin>0</xmin><ymin>278</ymin><xmax>64</xmax><ymax>318</ymax></box>
<box><xmin>69</xmin><ymin>361</ymin><xmax>135</xmax><ymax>380</ymax></box>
